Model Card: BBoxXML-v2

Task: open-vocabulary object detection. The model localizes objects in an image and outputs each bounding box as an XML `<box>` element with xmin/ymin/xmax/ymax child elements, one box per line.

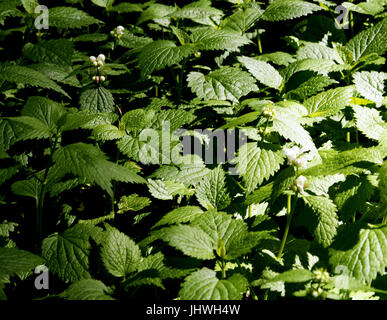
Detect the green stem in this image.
<box><xmin>257</xmin><ymin>34</ymin><xmax>263</xmax><ymax>54</ymax></box>
<box><xmin>221</xmin><ymin>259</ymin><xmax>226</xmax><ymax>279</ymax></box>
<box><xmin>35</xmin><ymin>135</ymin><xmax>59</xmax><ymax>251</ymax></box>
<box><xmin>248</xmin><ymin>204</ymin><xmax>252</xmax><ymax>218</ymax></box>
<box><xmin>177</xmin><ymin>58</ymin><xmax>187</xmax><ymax>104</ymax></box>
<box><xmin>346</xmin><ymin>131</ymin><xmax>351</xmax><ymax>143</ymax></box>
<box><xmin>277</xmin><ymin>194</ymin><xmax>297</xmax><ymax>259</ymax></box>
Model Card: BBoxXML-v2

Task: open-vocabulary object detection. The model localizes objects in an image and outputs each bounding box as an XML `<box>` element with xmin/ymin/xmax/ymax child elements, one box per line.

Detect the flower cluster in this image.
<box><xmin>292</xmin><ymin>175</ymin><xmax>308</xmax><ymax>194</ymax></box>
<box><xmin>89</xmin><ymin>54</ymin><xmax>105</xmax><ymax>67</ymax></box>
<box><xmin>262</xmin><ymin>105</ymin><xmax>276</xmax><ymax>118</ymax></box>
<box><xmin>111</xmin><ymin>26</ymin><xmax>125</xmax><ymax>38</ymax></box>
<box><xmin>283</xmin><ymin>145</ymin><xmax>313</xmax><ymax>168</ymax></box>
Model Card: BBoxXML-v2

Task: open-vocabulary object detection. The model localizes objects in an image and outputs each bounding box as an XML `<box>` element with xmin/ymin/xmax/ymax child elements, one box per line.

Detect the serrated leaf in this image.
<box><xmin>179</xmin><ymin>268</ymin><xmax>247</xmax><ymax>300</ymax></box>
<box><xmin>195</xmin><ymin>166</ymin><xmax>230</xmax><ymax>210</ymax></box>
<box><xmin>190</xmin><ymin>27</ymin><xmax>250</xmax><ymax>51</ymax></box>
<box><xmin>23</xmin><ymin>39</ymin><xmax>74</xmax><ymax>66</ymax></box>
<box><xmin>49</xmin><ymin>7</ymin><xmax>101</xmax><ymax>29</ymax></box>
<box><xmin>169</xmin><ymin>1</ymin><xmax>223</xmax><ymax>26</ymax></box>
<box><xmin>92</xmin><ymin>124</ymin><xmax>125</xmax><ymax>141</ymax></box>
<box><xmin>187</xmin><ymin>67</ymin><xmax>258</xmax><ymax>103</ymax></box>
<box><xmin>192</xmin><ymin>210</ymin><xmax>268</xmax><ymax>260</ymax></box>
<box><xmin>303</xmin><ymin>195</ymin><xmax>339</xmax><ymax>247</ymax></box>
<box><xmin>304</xmin><ymin>86</ymin><xmax>353</xmax><ymax>118</ymax></box>
<box><xmin>20</xmin><ymin>0</ymin><xmax>38</xmax><ymax>14</ymax></box>
<box><xmin>330</xmin><ymin>224</ymin><xmax>387</xmax><ymax>283</ymax></box>
<box><xmin>137</xmin><ymin>3</ymin><xmax>174</xmax><ymax>25</ymax></box>
<box><xmin>353</xmin><ymin>105</ymin><xmax>386</xmax><ymax>141</ymax></box>
<box><xmin>101</xmin><ymin>226</ymin><xmax>141</xmax><ymax>277</ymax></box>
<box><xmin>138</xmin><ymin>40</ymin><xmax>194</xmax><ymax>79</ymax></box>
<box><xmin>0</xmin><ymin>65</ymin><xmax>69</xmax><ymax>97</ymax></box>
<box><xmin>117</xmin><ymin>194</ymin><xmax>151</xmax><ymax>213</ymax></box>
<box><xmin>41</xmin><ymin>224</ymin><xmax>102</xmax><ymax>282</ymax></box>
<box><xmin>29</xmin><ymin>63</ymin><xmax>81</xmax><ymax>87</ymax></box>
<box><xmin>281</xmin><ymin>59</ymin><xmax>336</xmax><ymax>83</ymax></box>
<box><xmin>53</xmin><ymin>143</ymin><xmax>145</xmax><ymax>196</ymax></box>
<box><xmin>266</xmin><ymin>269</ymin><xmax>314</xmax><ymax>283</ymax></box>
<box><xmin>379</xmin><ymin>161</ymin><xmax>387</xmax><ymax>204</ymax></box>
<box><xmin>236</xmin><ymin>142</ymin><xmax>284</xmax><ymax>194</ymax></box>
<box><xmin>285</xmin><ymin>75</ymin><xmax>337</xmax><ymax>100</ymax></box>
<box><xmin>345</xmin><ymin>18</ymin><xmax>387</xmax><ymax>61</ymax></box>
<box><xmin>238</xmin><ymin>56</ymin><xmax>283</xmax><ymax>89</ymax></box>
<box><xmin>262</xmin><ymin>0</ymin><xmax>322</xmax><ymax>21</ymax></box>
<box><xmin>221</xmin><ymin>5</ymin><xmax>263</xmax><ymax>34</ymax></box>
<box><xmin>59</xmin><ymin>279</ymin><xmax>114</xmax><ymax>300</ymax></box>
<box><xmin>333</xmin><ymin>174</ymin><xmax>375</xmax><ymax>221</ymax></box>
<box><xmin>353</xmin><ymin>71</ymin><xmax>386</xmax><ymax>106</ymax></box>
<box><xmin>11</xmin><ymin>177</ymin><xmax>40</xmax><ymax>199</ymax></box>
<box><xmin>0</xmin><ymin>247</ymin><xmax>44</xmax><ymax>282</ymax></box>
<box><xmin>80</xmin><ymin>87</ymin><xmax>115</xmax><ymax>113</ymax></box>
<box><xmin>152</xmin><ymin>224</ymin><xmax>215</xmax><ymax>260</ymax></box>
<box><xmin>91</xmin><ymin>0</ymin><xmax>114</xmax><ymax>8</ymax></box>
<box><xmin>272</xmin><ymin>112</ymin><xmax>316</xmax><ymax>153</ymax></box>
<box><xmin>153</xmin><ymin>206</ymin><xmax>204</xmax><ymax>229</ymax></box>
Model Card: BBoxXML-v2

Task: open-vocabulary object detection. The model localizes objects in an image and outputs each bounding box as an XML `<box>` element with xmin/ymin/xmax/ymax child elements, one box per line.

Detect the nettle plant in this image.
<box><xmin>0</xmin><ymin>0</ymin><xmax>387</xmax><ymax>301</ymax></box>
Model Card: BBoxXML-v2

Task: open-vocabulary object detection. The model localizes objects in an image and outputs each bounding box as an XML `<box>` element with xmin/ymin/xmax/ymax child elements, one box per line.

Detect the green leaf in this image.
<box><xmin>53</xmin><ymin>143</ymin><xmax>145</xmax><ymax>196</ymax></box>
<box><xmin>353</xmin><ymin>71</ymin><xmax>386</xmax><ymax>106</ymax></box>
<box><xmin>195</xmin><ymin>166</ymin><xmax>231</xmax><ymax>210</ymax></box>
<box><xmin>0</xmin><ymin>247</ymin><xmax>44</xmax><ymax>282</ymax></box>
<box><xmin>353</xmin><ymin>105</ymin><xmax>386</xmax><ymax>141</ymax></box>
<box><xmin>91</xmin><ymin>0</ymin><xmax>114</xmax><ymax>8</ymax></box>
<box><xmin>137</xmin><ymin>3</ymin><xmax>174</xmax><ymax>25</ymax></box>
<box><xmin>220</xmin><ymin>4</ymin><xmax>263</xmax><ymax>34</ymax></box>
<box><xmin>29</xmin><ymin>63</ymin><xmax>81</xmax><ymax>87</ymax></box>
<box><xmin>333</xmin><ymin>174</ymin><xmax>375</xmax><ymax>221</ymax></box>
<box><xmin>345</xmin><ymin>18</ymin><xmax>387</xmax><ymax>61</ymax></box>
<box><xmin>238</xmin><ymin>56</ymin><xmax>283</xmax><ymax>89</ymax></box>
<box><xmin>138</xmin><ymin>40</ymin><xmax>194</xmax><ymax>79</ymax></box>
<box><xmin>59</xmin><ymin>279</ymin><xmax>114</xmax><ymax>300</ymax></box>
<box><xmin>11</xmin><ymin>177</ymin><xmax>40</xmax><ymax>200</ymax></box>
<box><xmin>179</xmin><ymin>268</ymin><xmax>247</xmax><ymax>300</ymax></box>
<box><xmin>0</xmin><ymin>221</ymin><xmax>18</xmax><ymax>238</ymax></box>
<box><xmin>266</xmin><ymin>269</ymin><xmax>314</xmax><ymax>283</ymax></box>
<box><xmin>330</xmin><ymin>224</ymin><xmax>387</xmax><ymax>283</ymax></box>
<box><xmin>101</xmin><ymin>226</ymin><xmax>141</xmax><ymax>277</ymax></box>
<box><xmin>153</xmin><ymin>206</ymin><xmax>204</xmax><ymax>229</ymax></box>
<box><xmin>169</xmin><ymin>1</ymin><xmax>223</xmax><ymax>26</ymax></box>
<box><xmin>262</xmin><ymin>0</ymin><xmax>322</xmax><ymax>21</ymax></box>
<box><xmin>92</xmin><ymin>124</ymin><xmax>125</xmax><ymax>141</ymax></box>
<box><xmin>117</xmin><ymin>194</ymin><xmax>151</xmax><ymax>213</ymax></box>
<box><xmin>20</xmin><ymin>0</ymin><xmax>38</xmax><ymax>14</ymax></box>
<box><xmin>272</xmin><ymin>111</ymin><xmax>316</xmax><ymax>153</ymax></box>
<box><xmin>297</xmin><ymin>42</ymin><xmax>340</xmax><ymax>60</ymax></box>
<box><xmin>41</xmin><ymin>224</ymin><xmax>102</xmax><ymax>282</ymax></box>
<box><xmin>191</xmin><ymin>210</ymin><xmax>267</xmax><ymax>260</ymax></box>
<box><xmin>304</xmin><ymin>86</ymin><xmax>353</xmax><ymax>118</ymax></box>
<box><xmin>80</xmin><ymin>87</ymin><xmax>115</xmax><ymax>113</ymax></box>
<box><xmin>120</xmin><ymin>109</ymin><xmax>151</xmax><ymax>132</ymax></box>
<box><xmin>235</xmin><ymin>142</ymin><xmax>284</xmax><ymax>193</ymax></box>
<box><xmin>187</xmin><ymin>67</ymin><xmax>258</xmax><ymax>103</ymax></box>
<box><xmin>281</xmin><ymin>59</ymin><xmax>336</xmax><ymax>83</ymax></box>
<box><xmin>152</xmin><ymin>224</ymin><xmax>215</xmax><ymax>260</ymax></box>
<box><xmin>303</xmin><ymin>195</ymin><xmax>339</xmax><ymax>247</ymax></box>
<box><xmin>379</xmin><ymin>161</ymin><xmax>387</xmax><ymax>204</ymax></box>
<box><xmin>49</xmin><ymin>7</ymin><xmax>101</xmax><ymax>29</ymax></box>
<box><xmin>0</xmin><ymin>65</ymin><xmax>69</xmax><ymax>97</ymax></box>
<box><xmin>285</xmin><ymin>75</ymin><xmax>337</xmax><ymax>100</ymax></box>
<box><xmin>190</xmin><ymin>27</ymin><xmax>250</xmax><ymax>51</ymax></box>
<box><xmin>23</xmin><ymin>39</ymin><xmax>74</xmax><ymax>66</ymax></box>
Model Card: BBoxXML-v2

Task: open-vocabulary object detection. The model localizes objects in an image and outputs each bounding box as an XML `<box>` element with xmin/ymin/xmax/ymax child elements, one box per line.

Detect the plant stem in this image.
<box><xmin>257</xmin><ymin>34</ymin><xmax>263</xmax><ymax>54</ymax></box>
<box><xmin>177</xmin><ymin>58</ymin><xmax>187</xmax><ymax>104</ymax></box>
<box><xmin>35</xmin><ymin>135</ymin><xmax>59</xmax><ymax>251</ymax></box>
<box><xmin>248</xmin><ymin>204</ymin><xmax>252</xmax><ymax>218</ymax></box>
<box><xmin>277</xmin><ymin>194</ymin><xmax>297</xmax><ymax>259</ymax></box>
<box><xmin>346</xmin><ymin>131</ymin><xmax>351</xmax><ymax>143</ymax></box>
<box><xmin>221</xmin><ymin>259</ymin><xmax>226</xmax><ymax>279</ymax></box>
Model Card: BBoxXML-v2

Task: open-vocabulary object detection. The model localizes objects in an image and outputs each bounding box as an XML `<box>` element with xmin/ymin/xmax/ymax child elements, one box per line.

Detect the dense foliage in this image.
<box><xmin>0</xmin><ymin>0</ymin><xmax>387</xmax><ymax>301</ymax></box>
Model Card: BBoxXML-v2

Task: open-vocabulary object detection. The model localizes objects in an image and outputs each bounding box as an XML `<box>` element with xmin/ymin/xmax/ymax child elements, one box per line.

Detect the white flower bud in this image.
<box><xmin>98</xmin><ymin>60</ymin><xmax>104</xmax><ymax>66</ymax></box>
<box><xmin>93</xmin><ymin>61</ymin><xmax>98</xmax><ymax>66</ymax></box>
<box><xmin>100</xmin><ymin>76</ymin><xmax>106</xmax><ymax>82</ymax></box>
<box><xmin>92</xmin><ymin>76</ymin><xmax>96</xmax><ymax>81</ymax></box>
<box><xmin>116</xmin><ymin>26</ymin><xmax>124</xmax><ymax>35</ymax></box>
<box><xmin>97</xmin><ymin>54</ymin><xmax>105</xmax><ymax>62</ymax></box>
<box><xmin>89</xmin><ymin>56</ymin><xmax>96</xmax><ymax>63</ymax></box>
<box><xmin>294</xmin><ymin>175</ymin><xmax>307</xmax><ymax>194</ymax></box>
<box><xmin>283</xmin><ymin>146</ymin><xmax>300</xmax><ymax>164</ymax></box>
